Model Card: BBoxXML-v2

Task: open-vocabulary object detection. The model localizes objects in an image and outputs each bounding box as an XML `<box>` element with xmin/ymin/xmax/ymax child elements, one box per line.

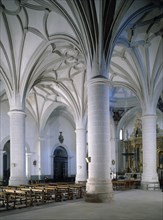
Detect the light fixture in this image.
<box><xmin>12</xmin><ymin>163</ymin><xmax>16</xmax><ymax>167</ymax></box>
<box><xmin>85</xmin><ymin>156</ymin><xmax>91</xmax><ymax>163</ymax></box>
<box><xmin>33</xmin><ymin>160</ymin><xmax>37</xmax><ymax>166</ymax></box>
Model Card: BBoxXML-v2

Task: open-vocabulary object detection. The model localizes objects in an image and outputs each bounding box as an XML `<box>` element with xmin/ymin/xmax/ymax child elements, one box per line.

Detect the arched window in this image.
<box><xmin>119</xmin><ymin>129</ymin><xmax>123</xmax><ymax>140</ymax></box>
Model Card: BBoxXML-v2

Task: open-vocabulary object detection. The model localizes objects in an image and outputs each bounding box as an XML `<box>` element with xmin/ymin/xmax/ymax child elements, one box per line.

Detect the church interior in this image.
<box><xmin>0</xmin><ymin>0</ymin><xmax>163</xmax><ymax>216</ymax></box>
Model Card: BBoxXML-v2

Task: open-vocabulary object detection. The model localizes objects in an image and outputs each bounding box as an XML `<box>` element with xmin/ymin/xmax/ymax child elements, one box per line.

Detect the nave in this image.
<box><xmin>0</xmin><ymin>189</ymin><xmax>162</xmax><ymax>220</ymax></box>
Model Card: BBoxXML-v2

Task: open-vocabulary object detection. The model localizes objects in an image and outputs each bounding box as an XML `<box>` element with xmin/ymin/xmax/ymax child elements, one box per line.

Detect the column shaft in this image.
<box><xmin>38</xmin><ymin>138</ymin><xmax>42</xmax><ymax>180</ymax></box>
<box><xmin>86</xmin><ymin>80</ymin><xmax>113</xmax><ymax>202</ymax></box>
<box><xmin>75</xmin><ymin>128</ymin><xmax>87</xmax><ymax>183</ymax></box>
<box><xmin>8</xmin><ymin>110</ymin><xmax>28</xmax><ymax>186</ymax></box>
<box><xmin>141</xmin><ymin>115</ymin><xmax>159</xmax><ymax>189</ymax></box>
<box><xmin>26</xmin><ymin>153</ymin><xmax>32</xmax><ymax>180</ymax></box>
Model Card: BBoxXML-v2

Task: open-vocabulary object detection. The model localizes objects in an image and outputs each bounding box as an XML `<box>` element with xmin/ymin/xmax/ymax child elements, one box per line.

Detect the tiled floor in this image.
<box><xmin>0</xmin><ymin>189</ymin><xmax>162</xmax><ymax>220</ymax></box>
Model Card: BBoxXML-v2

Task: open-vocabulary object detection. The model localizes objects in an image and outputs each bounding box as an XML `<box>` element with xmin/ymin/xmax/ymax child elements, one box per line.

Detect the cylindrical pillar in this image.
<box><xmin>26</xmin><ymin>153</ymin><xmax>32</xmax><ymax>180</ymax></box>
<box><xmin>38</xmin><ymin>137</ymin><xmax>42</xmax><ymax>180</ymax></box>
<box><xmin>75</xmin><ymin>128</ymin><xmax>87</xmax><ymax>183</ymax></box>
<box><xmin>86</xmin><ymin>78</ymin><xmax>113</xmax><ymax>202</ymax></box>
<box><xmin>8</xmin><ymin>110</ymin><xmax>28</xmax><ymax>186</ymax></box>
<box><xmin>141</xmin><ymin>114</ymin><xmax>159</xmax><ymax>189</ymax></box>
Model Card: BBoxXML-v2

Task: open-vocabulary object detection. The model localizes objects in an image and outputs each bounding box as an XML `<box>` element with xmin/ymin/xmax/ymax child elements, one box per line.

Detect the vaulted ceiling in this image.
<box><xmin>0</xmin><ymin>0</ymin><xmax>163</xmax><ymax>127</ymax></box>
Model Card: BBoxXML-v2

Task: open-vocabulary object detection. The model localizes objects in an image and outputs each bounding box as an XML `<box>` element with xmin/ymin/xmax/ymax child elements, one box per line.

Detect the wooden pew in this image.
<box><xmin>29</xmin><ymin>188</ymin><xmax>45</xmax><ymax>205</ymax></box>
<box><xmin>0</xmin><ymin>191</ymin><xmax>8</xmax><ymax>210</ymax></box>
<box><xmin>2</xmin><ymin>189</ymin><xmax>30</xmax><ymax>209</ymax></box>
<box><xmin>0</xmin><ymin>182</ymin><xmax>87</xmax><ymax>211</ymax></box>
<box><xmin>68</xmin><ymin>184</ymin><xmax>83</xmax><ymax>199</ymax></box>
<box><xmin>112</xmin><ymin>180</ymin><xmax>127</xmax><ymax>190</ymax></box>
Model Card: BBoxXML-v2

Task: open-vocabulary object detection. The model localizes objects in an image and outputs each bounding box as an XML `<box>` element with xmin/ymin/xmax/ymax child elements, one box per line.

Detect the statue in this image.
<box><xmin>58</xmin><ymin>132</ymin><xmax>64</xmax><ymax>143</ymax></box>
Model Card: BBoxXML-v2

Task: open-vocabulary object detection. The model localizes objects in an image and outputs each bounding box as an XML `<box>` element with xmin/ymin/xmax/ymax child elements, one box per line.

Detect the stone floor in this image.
<box><xmin>0</xmin><ymin>189</ymin><xmax>162</xmax><ymax>220</ymax></box>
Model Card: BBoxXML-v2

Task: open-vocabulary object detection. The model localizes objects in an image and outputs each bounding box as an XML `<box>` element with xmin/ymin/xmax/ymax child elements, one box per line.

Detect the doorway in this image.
<box><xmin>53</xmin><ymin>146</ymin><xmax>68</xmax><ymax>182</ymax></box>
<box><xmin>3</xmin><ymin>140</ymin><xmax>10</xmax><ymax>185</ymax></box>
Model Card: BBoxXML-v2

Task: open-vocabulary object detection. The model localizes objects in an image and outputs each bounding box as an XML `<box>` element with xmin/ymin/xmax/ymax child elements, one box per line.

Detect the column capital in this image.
<box><xmin>75</xmin><ymin>128</ymin><xmax>86</xmax><ymax>132</ymax></box>
<box><xmin>141</xmin><ymin>114</ymin><xmax>157</xmax><ymax>119</ymax></box>
<box><xmin>26</xmin><ymin>153</ymin><xmax>32</xmax><ymax>157</ymax></box>
<box><xmin>87</xmin><ymin>75</ymin><xmax>111</xmax><ymax>87</ymax></box>
<box><xmin>38</xmin><ymin>137</ymin><xmax>45</xmax><ymax>141</ymax></box>
<box><xmin>8</xmin><ymin>109</ymin><xmax>26</xmax><ymax>117</ymax></box>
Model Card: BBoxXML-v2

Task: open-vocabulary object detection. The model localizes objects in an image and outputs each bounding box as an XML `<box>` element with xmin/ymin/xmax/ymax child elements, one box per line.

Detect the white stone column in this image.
<box><xmin>26</xmin><ymin>153</ymin><xmax>32</xmax><ymax>181</ymax></box>
<box><xmin>0</xmin><ymin>150</ymin><xmax>5</xmax><ymax>183</ymax></box>
<box><xmin>75</xmin><ymin>128</ymin><xmax>87</xmax><ymax>183</ymax></box>
<box><xmin>86</xmin><ymin>77</ymin><xmax>113</xmax><ymax>202</ymax></box>
<box><xmin>141</xmin><ymin>114</ymin><xmax>159</xmax><ymax>190</ymax></box>
<box><xmin>8</xmin><ymin>110</ymin><xmax>28</xmax><ymax>186</ymax></box>
<box><xmin>37</xmin><ymin>137</ymin><xmax>43</xmax><ymax>180</ymax></box>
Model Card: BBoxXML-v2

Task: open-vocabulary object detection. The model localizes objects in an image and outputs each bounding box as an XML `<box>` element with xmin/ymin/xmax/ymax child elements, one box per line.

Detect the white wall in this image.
<box><xmin>25</xmin><ymin>109</ymin><xmax>38</xmax><ymax>176</ymax></box>
<box><xmin>43</xmin><ymin>114</ymin><xmax>76</xmax><ymax>177</ymax></box>
<box><xmin>0</xmin><ymin>100</ymin><xmax>10</xmax><ymax>150</ymax></box>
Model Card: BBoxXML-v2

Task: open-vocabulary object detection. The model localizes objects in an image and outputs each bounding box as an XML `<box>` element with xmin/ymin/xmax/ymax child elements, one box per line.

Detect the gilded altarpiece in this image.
<box><xmin>123</xmin><ymin>137</ymin><xmax>143</xmax><ymax>173</ymax></box>
<box><xmin>123</xmin><ymin>136</ymin><xmax>163</xmax><ymax>172</ymax></box>
<box><xmin>122</xmin><ymin>117</ymin><xmax>163</xmax><ymax>173</ymax></box>
<box><xmin>157</xmin><ymin>136</ymin><xmax>163</xmax><ymax>169</ymax></box>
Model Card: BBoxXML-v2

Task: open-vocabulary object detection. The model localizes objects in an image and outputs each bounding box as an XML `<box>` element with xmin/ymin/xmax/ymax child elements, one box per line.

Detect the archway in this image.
<box><xmin>3</xmin><ymin>140</ymin><xmax>10</xmax><ymax>185</ymax></box>
<box><xmin>53</xmin><ymin>146</ymin><xmax>68</xmax><ymax>182</ymax></box>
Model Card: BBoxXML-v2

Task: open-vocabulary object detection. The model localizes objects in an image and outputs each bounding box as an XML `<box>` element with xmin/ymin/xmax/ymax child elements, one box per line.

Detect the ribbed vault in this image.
<box><xmin>0</xmin><ymin>0</ymin><xmax>163</xmax><ymax>128</ymax></box>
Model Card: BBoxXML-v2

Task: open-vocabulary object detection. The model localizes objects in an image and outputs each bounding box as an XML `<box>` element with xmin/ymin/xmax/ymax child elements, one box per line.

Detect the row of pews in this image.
<box><xmin>0</xmin><ymin>180</ymin><xmax>141</xmax><ymax>211</ymax></box>
<box><xmin>0</xmin><ymin>183</ymin><xmax>86</xmax><ymax>211</ymax></box>
<box><xmin>112</xmin><ymin>179</ymin><xmax>141</xmax><ymax>190</ymax></box>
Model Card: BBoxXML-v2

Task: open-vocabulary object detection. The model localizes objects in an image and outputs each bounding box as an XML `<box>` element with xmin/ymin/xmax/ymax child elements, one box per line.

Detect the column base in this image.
<box><xmin>85</xmin><ymin>192</ymin><xmax>113</xmax><ymax>203</ymax></box>
<box><xmin>85</xmin><ymin>179</ymin><xmax>114</xmax><ymax>203</ymax></box>
<box><xmin>141</xmin><ymin>181</ymin><xmax>160</xmax><ymax>191</ymax></box>
<box><xmin>75</xmin><ymin>180</ymin><xmax>87</xmax><ymax>185</ymax></box>
<box><xmin>75</xmin><ymin>174</ymin><xmax>87</xmax><ymax>184</ymax></box>
<box><xmin>9</xmin><ymin>176</ymin><xmax>28</xmax><ymax>186</ymax></box>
